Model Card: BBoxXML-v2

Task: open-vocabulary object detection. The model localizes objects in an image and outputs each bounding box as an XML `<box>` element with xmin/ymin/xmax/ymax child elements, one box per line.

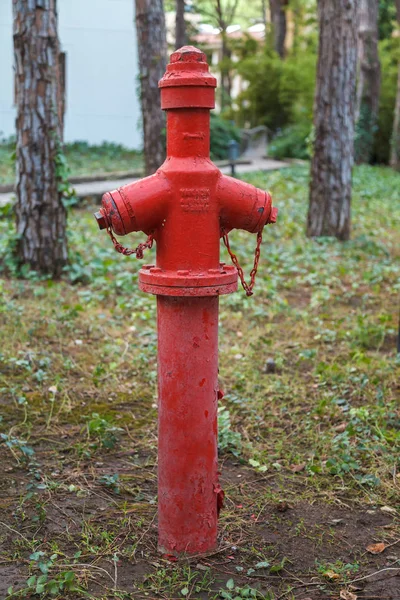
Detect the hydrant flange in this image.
<box><xmin>139</xmin><ymin>263</ymin><xmax>237</xmax><ymax>296</ymax></box>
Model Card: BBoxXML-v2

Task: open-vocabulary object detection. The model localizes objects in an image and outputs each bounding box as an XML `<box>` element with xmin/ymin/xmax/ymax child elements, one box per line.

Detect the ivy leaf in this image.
<box><xmin>255</xmin><ymin>561</ymin><xmax>270</xmax><ymax>569</ymax></box>
<box><xmin>226</xmin><ymin>578</ymin><xmax>235</xmax><ymax>590</ymax></box>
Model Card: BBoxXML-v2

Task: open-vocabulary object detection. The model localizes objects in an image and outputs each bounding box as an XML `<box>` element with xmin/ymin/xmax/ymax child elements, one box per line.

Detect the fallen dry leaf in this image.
<box><xmin>380</xmin><ymin>505</ymin><xmax>397</xmax><ymax>515</ymax></box>
<box><xmin>324</xmin><ymin>570</ymin><xmax>341</xmax><ymax>580</ymax></box>
<box><xmin>290</xmin><ymin>463</ymin><xmax>306</xmax><ymax>473</ymax></box>
<box><xmin>335</xmin><ymin>422</ymin><xmax>347</xmax><ymax>433</ymax></box>
<box><xmin>340</xmin><ymin>590</ymin><xmax>357</xmax><ymax>600</ymax></box>
<box><xmin>366</xmin><ymin>542</ymin><xmax>386</xmax><ymax>554</ymax></box>
<box><xmin>348</xmin><ymin>585</ymin><xmax>362</xmax><ymax>592</ymax></box>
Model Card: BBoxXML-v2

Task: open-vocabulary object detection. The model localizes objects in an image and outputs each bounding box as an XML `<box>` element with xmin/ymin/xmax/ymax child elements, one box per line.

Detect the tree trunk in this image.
<box><xmin>135</xmin><ymin>0</ymin><xmax>167</xmax><ymax>176</ymax></box>
<box><xmin>390</xmin><ymin>0</ymin><xmax>400</xmax><ymax>170</ymax></box>
<box><xmin>57</xmin><ymin>51</ymin><xmax>66</xmax><ymax>139</ymax></box>
<box><xmin>220</xmin><ymin>31</ymin><xmax>232</xmax><ymax>110</ymax></box>
<box><xmin>355</xmin><ymin>0</ymin><xmax>381</xmax><ymax>164</ymax></box>
<box><xmin>307</xmin><ymin>0</ymin><xmax>359</xmax><ymax>241</ymax></box>
<box><xmin>13</xmin><ymin>0</ymin><xmax>68</xmax><ymax>278</ymax></box>
<box><xmin>175</xmin><ymin>0</ymin><xmax>187</xmax><ymax>49</ymax></box>
<box><xmin>261</xmin><ymin>0</ymin><xmax>268</xmax><ymax>32</ymax></box>
<box><xmin>269</xmin><ymin>0</ymin><xmax>287</xmax><ymax>58</ymax></box>
<box><xmin>215</xmin><ymin>0</ymin><xmax>238</xmax><ymax>110</ymax></box>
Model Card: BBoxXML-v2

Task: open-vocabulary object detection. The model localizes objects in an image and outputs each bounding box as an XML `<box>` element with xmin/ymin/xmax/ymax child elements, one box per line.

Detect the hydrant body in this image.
<box><xmin>96</xmin><ymin>46</ymin><xmax>277</xmax><ymax>555</ymax></box>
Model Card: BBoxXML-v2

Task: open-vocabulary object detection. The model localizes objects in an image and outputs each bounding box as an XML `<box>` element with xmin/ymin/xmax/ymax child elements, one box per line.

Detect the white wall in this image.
<box><xmin>0</xmin><ymin>1</ymin><xmax>14</xmax><ymax>142</ymax></box>
<box><xmin>0</xmin><ymin>0</ymin><xmax>142</xmax><ymax>149</ymax></box>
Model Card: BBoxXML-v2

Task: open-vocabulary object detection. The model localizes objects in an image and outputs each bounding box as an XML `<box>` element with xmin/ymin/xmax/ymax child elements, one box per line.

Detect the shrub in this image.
<box><xmin>268</xmin><ymin>122</ymin><xmax>312</xmax><ymax>160</ymax></box>
<box><xmin>374</xmin><ymin>39</ymin><xmax>399</xmax><ymax>164</ymax></box>
<box><xmin>235</xmin><ymin>44</ymin><xmax>317</xmax><ymax>134</ymax></box>
<box><xmin>210</xmin><ymin>113</ymin><xmax>241</xmax><ymax>160</ymax></box>
<box><xmin>236</xmin><ymin>49</ymin><xmax>289</xmax><ymax>130</ymax></box>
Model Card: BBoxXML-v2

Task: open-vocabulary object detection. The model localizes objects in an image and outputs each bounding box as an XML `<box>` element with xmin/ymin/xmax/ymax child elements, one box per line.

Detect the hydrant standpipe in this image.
<box><xmin>95</xmin><ymin>46</ymin><xmax>277</xmax><ymax>555</ymax></box>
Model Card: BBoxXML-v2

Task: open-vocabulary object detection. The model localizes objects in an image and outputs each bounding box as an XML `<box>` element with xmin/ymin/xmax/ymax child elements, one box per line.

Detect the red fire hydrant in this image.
<box><xmin>95</xmin><ymin>46</ymin><xmax>277</xmax><ymax>555</ymax></box>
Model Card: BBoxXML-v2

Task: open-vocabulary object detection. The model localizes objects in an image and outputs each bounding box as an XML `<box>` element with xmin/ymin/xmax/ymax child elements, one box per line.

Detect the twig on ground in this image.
<box><xmin>277</xmin><ymin>567</ymin><xmax>400</xmax><ymax>599</ymax></box>
<box><xmin>0</xmin><ymin>521</ymin><xmax>32</xmax><ymax>544</ymax></box>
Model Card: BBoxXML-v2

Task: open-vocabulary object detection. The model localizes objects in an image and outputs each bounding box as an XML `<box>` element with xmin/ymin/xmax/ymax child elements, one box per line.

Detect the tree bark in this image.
<box><xmin>269</xmin><ymin>0</ymin><xmax>287</xmax><ymax>58</ymax></box>
<box><xmin>355</xmin><ymin>0</ymin><xmax>381</xmax><ymax>164</ymax></box>
<box><xmin>390</xmin><ymin>0</ymin><xmax>400</xmax><ymax>170</ymax></box>
<box><xmin>135</xmin><ymin>0</ymin><xmax>167</xmax><ymax>175</ymax></box>
<box><xmin>175</xmin><ymin>0</ymin><xmax>187</xmax><ymax>49</ymax></box>
<box><xmin>57</xmin><ymin>51</ymin><xmax>66</xmax><ymax>139</ymax></box>
<box><xmin>261</xmin><ymin>0</ymin><xmax>268</xmax><ymax>32</ymax></box>
<box><xmin>307</xmin><ymin>0</ymin><xmax>359</xmax><ymax>241</ymax></box>
<box><xmin>215</xmin><ymin>0</ymin><xmax>238</xmax><ymax>110</ymax></box>
<box><xmin>13</xmin><ymin>0</ymin><xmax>67</xmax><ymax>277</ymax></box>
<box><xmin>220</xmin><ymin>31</ymin><xmax>233</xmax><ymax>110</ymax></box>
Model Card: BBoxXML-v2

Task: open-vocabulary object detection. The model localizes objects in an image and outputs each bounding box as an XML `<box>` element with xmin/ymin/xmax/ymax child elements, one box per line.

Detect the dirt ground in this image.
<box><xmin>1</xmin><ymin>433</ymin><xmax>400</xmax><ymax>599</ymax></box>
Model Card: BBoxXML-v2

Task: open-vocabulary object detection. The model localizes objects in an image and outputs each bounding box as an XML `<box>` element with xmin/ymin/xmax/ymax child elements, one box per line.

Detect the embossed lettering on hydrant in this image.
<box><xmin>180</xmin><ymin>188</ymin><xmax>210</xmax><ymax>212</ymax></box>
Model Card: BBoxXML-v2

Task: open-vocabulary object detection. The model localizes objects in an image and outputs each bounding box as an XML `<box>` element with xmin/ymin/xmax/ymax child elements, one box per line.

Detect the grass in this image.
<box><xmin>0</xmin><ymin>140</ymin><xmax>143</xmax><ymax>185</ymax></box>
<box><xmin>0</xmin><ymin>164</ymin><xmax>399</xmax><ymax>599</ymax></box>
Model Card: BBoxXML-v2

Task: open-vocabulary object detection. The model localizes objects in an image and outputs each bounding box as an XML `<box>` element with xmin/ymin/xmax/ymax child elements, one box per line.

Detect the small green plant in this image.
<box><xmin>217</xmin><ymin>578</ymin><xmax>272</xmax><ymax>599</ymax></box>
<box><xmin>326</xmin><ymin>430</ymin><xmax>361</xmax><ymax>475</ymax></box>
<box><xmin>7</xmin><ymin>552</ymin><xmax>80</xmax><ymax>597</ymax></box>
<box><xmin>99</xmin><ymin>473</ymin><xmax>121</xmax><ymax>494</ymax></box>
<box><xmin>218</xmin><ymin>406</ymin><xmax>242</xmax><ymax>457</ymax></box>
<box><xmin>54</xmin><ymin>135</ymin><xmax>78</xmax><ymax>209</ymax></box>
<box><xmin>0</xmin><ymin>433</ymin><xmax>34</xmax><ymax>464</ymax></box>
<box><xmin>316</xmin><ymin>559</ymin><xmax>359</xmax><ymax>582</ymax></box>
<box><xmin>86</xmin><ymin>413</ymin><xmax>122</xmax><ymax>450</ymax></box>
<box><xmin>143</xmin><ymin>565</ymin><xmax>214</xmax><ymax>598</ymax></box>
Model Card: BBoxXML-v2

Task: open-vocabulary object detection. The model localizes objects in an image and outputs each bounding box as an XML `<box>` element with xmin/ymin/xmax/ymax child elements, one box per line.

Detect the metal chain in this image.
<box><xmin>106</xmin><ymin>224</ymin><xmax>154</xmax><ymax>259</ymax></box>
<box><xmin>104</xmin><ymin>220</ymin><xmax>262</xmax><ymax>294</ymax></box>
<box><xmin>222</xmin><ymin>229</ymin><xmax>263</xmax><ymax>297</ymax></box>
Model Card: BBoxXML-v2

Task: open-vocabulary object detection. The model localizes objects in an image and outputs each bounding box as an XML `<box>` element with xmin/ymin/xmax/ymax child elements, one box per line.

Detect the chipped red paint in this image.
<box><xmin>95</xmin><ymin>46</ymin><xmax>277</xmax><ymax>555</ymax></box>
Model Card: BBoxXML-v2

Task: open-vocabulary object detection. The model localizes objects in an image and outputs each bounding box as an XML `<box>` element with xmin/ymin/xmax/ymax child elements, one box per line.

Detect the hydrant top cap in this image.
<box><xmin>159</xmin><ymin>44</ymin><xmax>217</xmax><ymax>95</ymax></box>
<box><xmin>170</xmin><ymin>45</ymin><xmax>207</xmax><ymax>63</ymax></box>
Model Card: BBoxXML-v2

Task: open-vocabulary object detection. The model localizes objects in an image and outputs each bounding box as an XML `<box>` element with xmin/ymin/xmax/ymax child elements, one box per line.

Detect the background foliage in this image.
<box><xmin>208</xmin><ymin>0</ymin><xmax>400</xmax><ymax>164</ymax></box>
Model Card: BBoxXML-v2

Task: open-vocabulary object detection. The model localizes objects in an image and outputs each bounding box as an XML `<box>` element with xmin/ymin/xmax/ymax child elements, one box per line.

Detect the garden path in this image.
<box><xmin>0</xmin><ymin>157</ymin><xmax>290</xmax><ymax>207</ymax></box>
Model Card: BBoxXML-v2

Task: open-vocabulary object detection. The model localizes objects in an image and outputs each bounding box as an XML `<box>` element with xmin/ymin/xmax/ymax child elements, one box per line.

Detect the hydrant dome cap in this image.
<box><xmin>159</xmin><ymin>44</ymin><xmax>217</xmax><ymax>90</ymax></box>
<box><xmin>170</xmin><ymin>46</ymin><xmax>207</xmax><ymax>63</ymax></box>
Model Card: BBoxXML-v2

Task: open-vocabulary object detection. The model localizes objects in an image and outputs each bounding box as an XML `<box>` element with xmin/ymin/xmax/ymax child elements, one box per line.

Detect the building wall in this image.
<box><xmin>0</xmin><ymin>0</ymin><xmax>142</xmax><ymax>149</ymax></box>
<box><xmin>0</xmin><ymin>2</ymin><xmax>15</xmax><ymax>142</ymax></box>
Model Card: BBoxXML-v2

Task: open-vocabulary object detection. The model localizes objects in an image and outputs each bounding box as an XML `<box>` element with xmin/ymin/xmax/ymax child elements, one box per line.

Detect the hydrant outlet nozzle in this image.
<box><xmin>94</xmin><ymin>210</ymin><xmax>107</xmax><ymax>230</ymax></box>
<box><xmin>269</xmin><ymin>207</ymin><xmax>278</xmax><ymax>224</ymax></box>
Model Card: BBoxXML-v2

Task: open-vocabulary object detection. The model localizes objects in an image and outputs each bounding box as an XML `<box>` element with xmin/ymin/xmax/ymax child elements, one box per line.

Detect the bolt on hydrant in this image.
<box><xmin>95</xmin><ymin>46</ymin><xmax>277</xmax><ymax>556</ymax></box>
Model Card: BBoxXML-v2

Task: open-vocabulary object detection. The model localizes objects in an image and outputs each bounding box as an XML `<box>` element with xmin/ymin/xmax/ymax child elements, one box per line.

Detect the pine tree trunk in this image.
<box><xmin>215</xmin><ymin>0</ymin><xmax>237</xmax><ymax>110</ymax></box>
<box><xmin>261</xmin><ymin>0</ymin><xmax>268</xmax><ymax>31</ymax></box>
<box><xmin>13</xmin><ymin>0</ymin><xmax>67</xmax><ymax>278</ymax></box>
<box><xmin>220</xmin><ymin>31</ymin><xmax>232</xmax><ymax>110</ymax></box>
<box><xmin>135</xmin><ymin>0</ymin><xmax>167</xmax><ymax>176</ymax></box>
<box><xmin>307</xmin><ymin>0</ymin><xmax>359</xmax><ymax>241</ymax></box>
<box><xmin>390</xmin><ymin>0</ymin><xmax>400</xmax><ymax>170</ymax></box>
<box><xmin>355</xmin><ymin>0</ymin><xmax>381</xmax><ymax>164</ymax></box>
<box><xmin>269</xmin><ymin>0</ymin><xmax>287</xmax><ymax>58</ymax></box>
<box><xmin>57</xmin><ymin>51</ymin><xmax>66</xmax><ymax>139</ymax></box>
<box><xmin>175</xmin><ymin>0</ymin><xmax>187</xmax><ymax>49</ymax></box>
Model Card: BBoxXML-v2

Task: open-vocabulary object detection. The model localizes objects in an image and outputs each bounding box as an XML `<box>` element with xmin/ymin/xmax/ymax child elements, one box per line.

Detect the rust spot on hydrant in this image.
<box><xmin>214</xmin><ymin>483</ymin><xmax>225</xmax><ymax>516</ymax></box>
